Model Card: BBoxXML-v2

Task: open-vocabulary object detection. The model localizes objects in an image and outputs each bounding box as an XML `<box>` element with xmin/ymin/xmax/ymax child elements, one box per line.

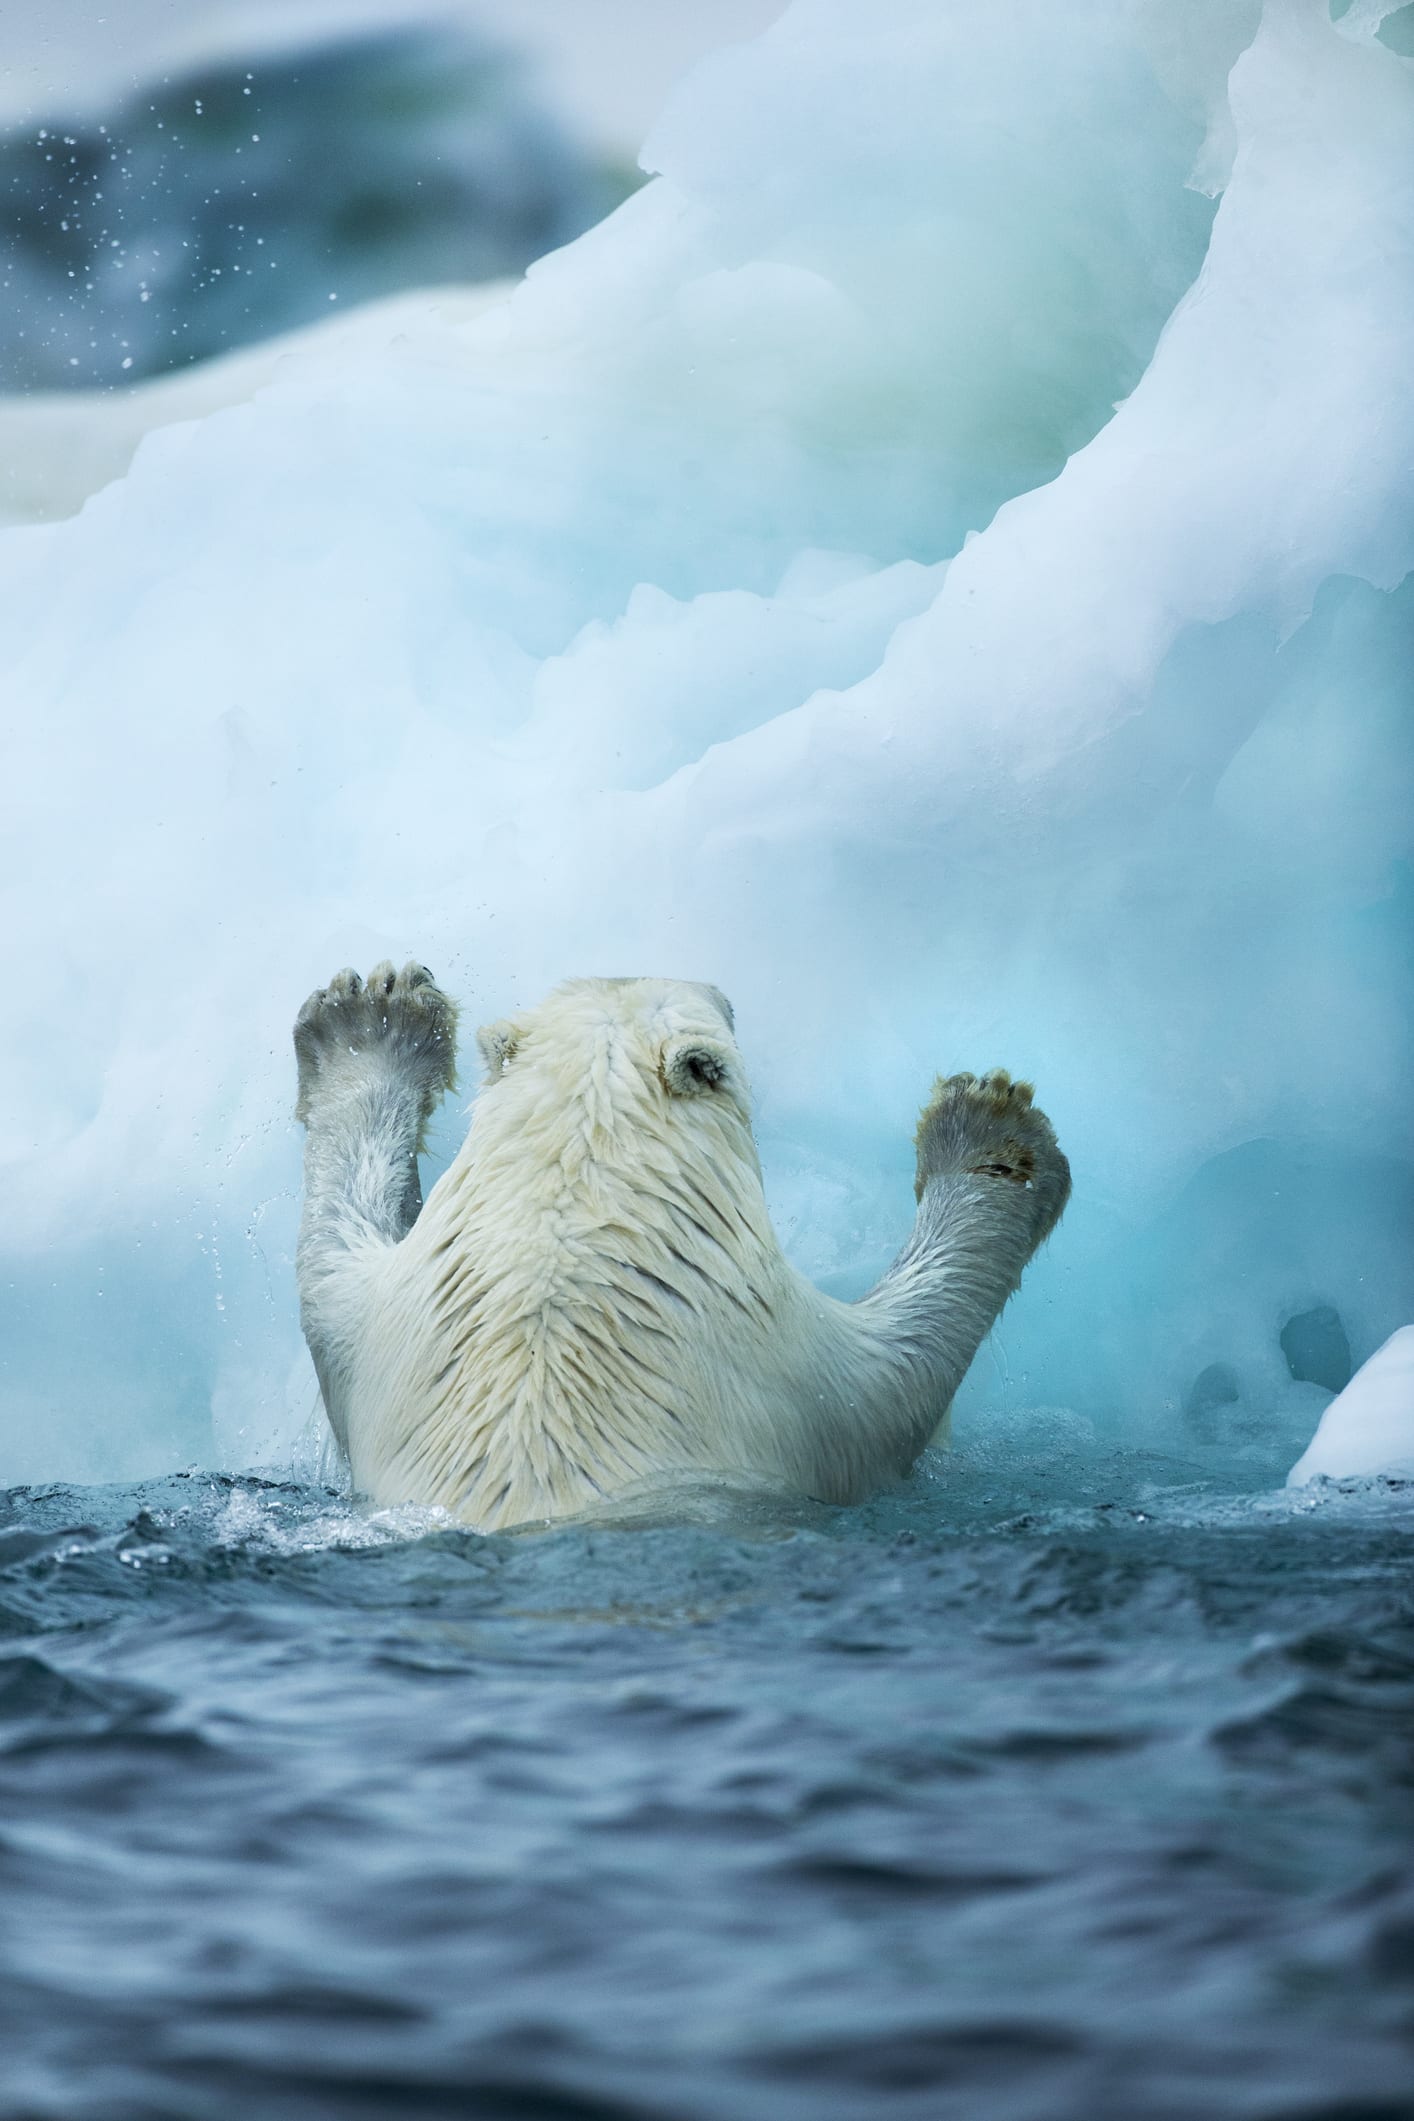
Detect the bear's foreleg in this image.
<box><xmin>293</xmin><ymin>961</ymin><xmax>458</xmax><ymax>1438</ymax></box>
<box><xmin>852</xmin><ymin>1071</ymin><xmax>1070</xmax><ymax>1466</ymax></box>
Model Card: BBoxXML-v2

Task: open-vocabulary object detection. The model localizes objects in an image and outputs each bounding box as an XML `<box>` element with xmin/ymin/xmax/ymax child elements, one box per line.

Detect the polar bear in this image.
<box><xmin>294</xmin><ymin>962</ymin><xmax>1069</xmax><ymax>1529</ymax></box>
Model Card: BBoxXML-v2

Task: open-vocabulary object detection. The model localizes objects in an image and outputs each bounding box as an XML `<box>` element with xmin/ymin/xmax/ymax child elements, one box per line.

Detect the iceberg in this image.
<box><xmin>0</xmin><ymin>285</ymin><xmax>512</xmax><ymax>527</ymax></box>
<box><xmin>0</xmin><ymin>0</ymin><xmax>1410</xmax><ymax>1487</ymax></box>
<box><xmin>1287</xmin><ymin>1326</ymin><xmax>1414</xmax><ymax>1485</ymax></box>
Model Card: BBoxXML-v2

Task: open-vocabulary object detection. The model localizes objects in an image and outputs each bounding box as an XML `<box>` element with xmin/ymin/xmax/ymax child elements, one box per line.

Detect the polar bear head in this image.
<box><xmin>468</xmin><ymin>976</ymin><xmax>757</xmax><ymax>1187</ymax></box>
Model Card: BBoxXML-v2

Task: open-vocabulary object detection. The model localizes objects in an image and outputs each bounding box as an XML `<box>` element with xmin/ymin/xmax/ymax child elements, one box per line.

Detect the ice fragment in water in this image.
<box><xmin>1287</xmin><ymin>1328</ymin><xmax>1414</xmax><ymax>1486</ymax></box>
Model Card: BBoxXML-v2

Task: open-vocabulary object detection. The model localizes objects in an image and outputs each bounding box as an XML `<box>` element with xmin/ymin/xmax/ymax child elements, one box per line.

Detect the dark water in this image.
<box><xmin>2</xmin><ymin>1446</ymin><xmax>1413</xmax><ymax>2121</ymax></box>
<box><xmin>0</xmin><ymin>27</ymin><xmax>626</xmax><ymax>392</ymax></box>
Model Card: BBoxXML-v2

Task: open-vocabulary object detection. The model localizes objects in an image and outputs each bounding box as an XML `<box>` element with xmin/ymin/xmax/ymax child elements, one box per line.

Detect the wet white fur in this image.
<box><xmin>296</xmin><ymin>975</ymin><xmax>1067</xmax><ymax>1530</ymax></box>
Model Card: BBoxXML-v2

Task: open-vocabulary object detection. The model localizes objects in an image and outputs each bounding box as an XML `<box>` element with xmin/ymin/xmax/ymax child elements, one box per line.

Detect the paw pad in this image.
<box><xmin>295</xmin><ymin>960</ymin><xmax>458</xmax><ymax>1123</ymax></box>
<box><xmin>914</xmin><ymin>1066</ymin><xmax>1070</xmax><ymax>1242</ymax></box>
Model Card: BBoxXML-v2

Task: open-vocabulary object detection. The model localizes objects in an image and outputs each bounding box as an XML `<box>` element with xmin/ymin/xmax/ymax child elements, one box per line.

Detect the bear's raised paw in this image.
<box><xmin>914</xmin><ymin>1068</ymin><xmax>1070</xmax><ymax>1243</ymax></box>
<box><xmin>294</xmin><ymin>961</ymin><xmax>458</xmax><ymax>1126</ymax></box>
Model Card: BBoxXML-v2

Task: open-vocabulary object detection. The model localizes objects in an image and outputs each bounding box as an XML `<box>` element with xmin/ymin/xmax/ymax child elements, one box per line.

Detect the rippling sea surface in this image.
<box><xmin>3</xmin><ymin>1440</ymin><xmax>1412</xmax><ymax>2121</ymax></box>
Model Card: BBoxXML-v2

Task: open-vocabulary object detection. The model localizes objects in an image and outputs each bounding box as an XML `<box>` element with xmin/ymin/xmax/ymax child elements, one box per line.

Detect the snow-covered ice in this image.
<box><xmin>0</xmin><ymin>0</ymin><xmax>1410</xmax><ymax>1485</ymax></box>
<box><xmin>0</xmin><ymin>286</ymin><xmax>512</xmax><ymax>527</ymax></box>
<box><xmin>1287</xmin><ymin>1327</ymin><xmax>1414</xmax><ymax>1487</ymax></box>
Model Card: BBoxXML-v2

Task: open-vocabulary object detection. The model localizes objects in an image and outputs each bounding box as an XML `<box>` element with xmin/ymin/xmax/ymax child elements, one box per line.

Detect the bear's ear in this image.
<box><xmin>699</xmin><ymin>983</ymin><xmax>735</xmax><ymax>1032</ymax></box>
<box><xmin>476</xmin><ymin>1019</ymin><xmax>520</xmax><ymax>1078</ymax></box>
<box><xmin>660</xmin><ymin>1036</ymin><xmax>733</xmax><ymax>1098</ymax></box>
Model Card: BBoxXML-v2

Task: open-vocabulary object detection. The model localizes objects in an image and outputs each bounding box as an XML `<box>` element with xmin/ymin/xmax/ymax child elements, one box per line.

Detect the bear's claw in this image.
<box><xmin>295</xmin><ymin>960</ymin><xmax>459</xmax><ymax>1126</ymax></box>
